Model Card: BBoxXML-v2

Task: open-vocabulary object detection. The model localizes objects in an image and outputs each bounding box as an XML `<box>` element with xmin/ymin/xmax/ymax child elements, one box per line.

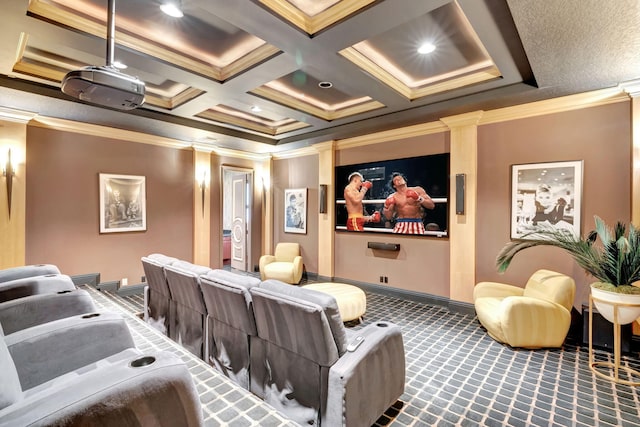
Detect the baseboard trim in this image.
<box><xmin>333</xmin><ymin>276</ymin><xmax>450</xmax><ymax>309</ymax></box>
<box><xmin>304</xmin><ymin>271</ymin><xmax>319</xmax><ymax>282</ymax></box>
<box><xmin>117</xmin><ymin>283</ymin><xmax>146</xmax><ymax>296</ymax></box>
<box><xmin>70</xmin><ymin>273</ymin><xmax>100</xmax><ymax>288</ymax></box>
<box><xmin>448</xmin><ymin>300</ymin><xmax>476</xmax><ymax>316</ymax></box>
<box><xmin>328</xmin><ymin>276</ymin><xmax>477</xmax><ymax>316</ymax></box>
<box><xmin>96</xmin><ymin>280</ymin><xmax>119</xmax><ymax>292</ymax></box>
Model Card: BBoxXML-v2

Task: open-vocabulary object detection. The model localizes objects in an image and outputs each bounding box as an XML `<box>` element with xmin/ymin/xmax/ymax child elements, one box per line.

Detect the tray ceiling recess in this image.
<box><xmin>0</xmin><ymin>0</ymin><xmax>576</xmax><ymax>149</ymax></box>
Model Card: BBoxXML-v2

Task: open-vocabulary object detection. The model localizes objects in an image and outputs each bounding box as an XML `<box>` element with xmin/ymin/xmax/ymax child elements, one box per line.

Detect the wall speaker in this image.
<box><xmin>455</xmin><ymin>173</ymin><xmax>465</xmax><ymax>215</ymax></box>
<box><xmin>367</xmin><ymin>242</ymin><xmax>400</xmax><ymax>251</ymax></box>
<box><xmin>319</xmin><ymin>184</ymin><xmax>327</xmax><ymax>213</ymax></box>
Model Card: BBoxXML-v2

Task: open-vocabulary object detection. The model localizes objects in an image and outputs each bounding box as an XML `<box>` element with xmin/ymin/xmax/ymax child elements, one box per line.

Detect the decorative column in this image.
<box><xmin>261</xmin><ymin>156</ymin><xmax>274</xmax><ymax>257</ymax></box>
<box><xmin>0</xmin><ymin>108</ymin><xmax>37</xmax><ymax>269</ymax></box>
<box><xmin>441</xmin><ymin>111</ymin><xmax>483</xmax><ymax>304</ymax></box>
<box><xmin>315</xmin><ymin>141</ymin><xmax>336</xmax><ymax>280</ymax></box>
<box><xmin>192</xmin><ymin>147</ymin><xmax>212</xmax><ymax>266</ymax></box>
<box><xmin>622</xmin><ymin>80</ymin><xmax>640</xmax><ymax>336</ymax></box>
<box><xmin>621</xmin><ymin>81</ymin><xmax>640</xmax><ymax>227</ymax></box>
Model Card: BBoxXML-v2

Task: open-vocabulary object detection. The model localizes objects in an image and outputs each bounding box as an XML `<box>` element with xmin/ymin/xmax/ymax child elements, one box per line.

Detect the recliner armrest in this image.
<box><xmin>473</xmin><ymin>281</ymin><xmax>524</xmax><ymax>301</ymax></box>
<box><xmin>326</xmin><ymin>321</ymin><xmax>405</xmax><ymax>427</ymax></box>
<box><xmin>0</xmin><ymin>290</ymin><xmax>97</xmax><ymax>335</ymax></box>
<box><xmin>1</xmin><ymin>351</ymin><xmax>203</xmax><ymax>427</ymax></box>
<box><xmin>5</xmin><ymin>311</ymin><xmax>136</xmax><ymax>390</ymax></box>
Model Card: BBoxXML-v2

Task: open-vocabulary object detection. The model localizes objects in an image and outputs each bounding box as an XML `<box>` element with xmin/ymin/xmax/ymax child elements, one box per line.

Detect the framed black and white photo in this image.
<box><xmin>99</xmin><ymin>173</ymin><xmax>146</xmax><ymax>233</ymax></box>
<box><xmin>511</xmin><ymin>160</ymin><xmax>582</xmax><ymax>240</ymax></box>
<box><xmin>284</xmin><ymin>188</ymin><xmax>307</xmax><ymax>234</ymax></box>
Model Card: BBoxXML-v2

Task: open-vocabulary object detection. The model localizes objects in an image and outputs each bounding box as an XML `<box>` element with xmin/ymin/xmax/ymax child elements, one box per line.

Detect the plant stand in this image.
<box><xmin>589</xmin><ymin>294</ymin><xmax>640</xmax><ymax>386</ymax></box>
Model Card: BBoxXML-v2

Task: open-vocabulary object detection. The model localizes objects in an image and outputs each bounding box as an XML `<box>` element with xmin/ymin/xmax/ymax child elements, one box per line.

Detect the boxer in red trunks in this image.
<box><xmin>344</xmin><ymin>172</ymin><xmax>380</xmax><ymax>231</ymax></box>
<box><xmin>382</xmin><ymin>172</ymin><xmax>435</xmax><ymax>234</ymax></box>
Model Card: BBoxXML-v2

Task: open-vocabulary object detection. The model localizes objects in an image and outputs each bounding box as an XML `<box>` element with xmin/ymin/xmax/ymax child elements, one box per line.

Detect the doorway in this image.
<box><xmin>222</xmin><ymin>167</ymin><xmax>253</xmax><ymax>272</ymax></box>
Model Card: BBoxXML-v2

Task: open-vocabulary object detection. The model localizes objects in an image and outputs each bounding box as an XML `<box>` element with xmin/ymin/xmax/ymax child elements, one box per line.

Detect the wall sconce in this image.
<box><xmin>199</xmin><ymin>170</ymin><xmax>208</xmax><ymax>217</ymax></box>
<box><xmin>3</xmin><ymin>149</ymin><xmax>14</xmax><ymax>218</ymax></box>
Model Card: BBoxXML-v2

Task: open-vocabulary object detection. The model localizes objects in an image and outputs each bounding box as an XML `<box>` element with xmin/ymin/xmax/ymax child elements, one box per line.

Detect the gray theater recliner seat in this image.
<box><xmin>0</xmin><ymin>312</ymin><xmax>203</xmax><ymax>426</ymax></box>
<box><xmin>199</xmin><ymin>269</ymin><xmax>261</xmax><ymax>389</ymax></box>
<box><xmin>5</xmin><ymin>311</ymin><xmax>138</xmax><ymax>390</ymax></box>
<box><xmin>164</xmin><ymin>260</ymin><xmax>211</xmax><ymax>358</ymax></box>
<box><xmin>0</xmin><ymin>264</ymin><xmax>61</xmax><ymax>283</ymax></box>
<box><xmin>249</xmin><ymin>279</ymin><xmax>406</xmax><ymax>427</ymax></box>
<box><xmin>0</xmin><ymin>289</ymin><xmax>97</xmax><ymax>335</ymax></box>
<box><xmin>141</xmin><ymin>254</ymin><xmax>178</xmax><ymax>336</ymax></box>
<box><xmin>0</xmin><ymin>274</ymin><xmax>76</xmax><ymax>303</ymax></box>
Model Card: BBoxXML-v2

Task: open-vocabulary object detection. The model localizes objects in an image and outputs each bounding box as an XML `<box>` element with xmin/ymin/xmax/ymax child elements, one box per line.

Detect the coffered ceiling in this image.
<box><xmin>1</xmin><ymin>0</ymin><xmax>639</xmax><ymax>154</ymax></box>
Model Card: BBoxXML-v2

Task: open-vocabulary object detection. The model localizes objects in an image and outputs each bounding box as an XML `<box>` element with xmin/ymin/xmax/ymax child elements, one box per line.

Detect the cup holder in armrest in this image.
<box><xmin>57</xmin><ymin>290</ymin><xmax>72</xmax><ymax>294</ymax></box>
<box><xmin>130</xmin><ymin>356</ymin><xmax>156</xmax><ymax>368</ymax></box>
<box><xmin>81</xmin><ymin>313</ymin><xmax>101</xmax><ymax>319</ymax></box>
<box><xmin>44</xmin><ymin>274</ymin><xmax>57</xmax><ymax>277</ymax></box>
<box><xmin>376</xmin><ymin>322</ymin><xmax>389</xmax><ymax>328</ymax></box>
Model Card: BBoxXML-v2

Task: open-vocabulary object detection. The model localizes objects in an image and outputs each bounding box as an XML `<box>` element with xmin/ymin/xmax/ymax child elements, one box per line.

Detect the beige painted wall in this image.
<box><xmin>272</xmin><ymin>155</ymin><xmax>320</xmax><ymax>274</ymax></box>
<box><xmin>25</xmin><ymin>126</ymin><xmax>194</xmax><ymax>283</ymax></box>
<box><xmin>476</xmin><ymin>101</ymin><xmax>631</xmax><ymax>307</ymax></box>
<box><xmin>14</xmin><ymin>92</ymin><xmax>634</xmax><ymax>306</ymax></box>
<box><xmin>334</xmin><ymin>132</ymin><xmax>451</xmax><ymax>295</ymax></box>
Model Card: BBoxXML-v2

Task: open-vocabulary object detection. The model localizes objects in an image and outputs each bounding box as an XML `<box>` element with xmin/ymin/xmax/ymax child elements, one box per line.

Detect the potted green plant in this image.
<box><xmin>496</xmin><ymin>215</ymin><xmax>640</xmax><ymax>325</ymax></box>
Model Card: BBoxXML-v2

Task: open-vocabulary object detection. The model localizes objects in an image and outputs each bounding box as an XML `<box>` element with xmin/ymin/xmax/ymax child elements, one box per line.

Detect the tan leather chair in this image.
<box><xmin>473</xmin><ymin>269</ymin><xmax>575</xmax><ymax>348</ymax></box>
<box><xmin>259</xmin><ymin>243</ymin><xmax>303</xmax><ymax>284</ymax></box>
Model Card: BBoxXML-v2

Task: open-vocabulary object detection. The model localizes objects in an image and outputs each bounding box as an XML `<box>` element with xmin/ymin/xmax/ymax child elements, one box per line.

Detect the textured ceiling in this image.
<box><xmin>0</xmin><ymin>0</ymin><xmax>639</xmax><ymax>154</ymax></box>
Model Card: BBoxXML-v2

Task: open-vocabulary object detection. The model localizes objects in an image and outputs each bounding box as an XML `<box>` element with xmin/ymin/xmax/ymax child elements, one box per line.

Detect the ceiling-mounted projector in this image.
<box><xmin>61</xmin><ymin>0</ymin><xmax>145</xmax><ymax>110</ymax></box>
<box><xmin>62</xmin><ymin>66</ymin><xmax>145</xmax><ymax>110</ymax></box>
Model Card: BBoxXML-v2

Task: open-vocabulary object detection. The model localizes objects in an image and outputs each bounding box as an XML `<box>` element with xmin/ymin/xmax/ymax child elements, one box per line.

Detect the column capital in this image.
<box><xmin>312</xmin><ymin>140</ymin><xmax>335</xmax><ymax>153</ymax></box>
<box><xmin>620</xmin><ymin>79</ymin><xmax>640</xmax><ymax>98</ymax></box>
<box><xmin>440</xmin><ymin>111</ymin><xmax>484</xmax><ymax>129</ymax></box>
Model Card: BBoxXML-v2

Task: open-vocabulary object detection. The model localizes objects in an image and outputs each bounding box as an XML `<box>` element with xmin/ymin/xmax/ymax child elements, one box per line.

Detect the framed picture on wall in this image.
<box><xmin>284</xmin><ymin>188</ymin><xmax>307</xmax><ymax>234</ymax></box>
<box><xmin>511</xmin><ymin>160</ymin><xmax>583</xmax><ymax>240</ymax></box>
<box><xmin>99</xmin><ymin>173</ymin><xmax>147</xmax><ymax>233</ymax></box>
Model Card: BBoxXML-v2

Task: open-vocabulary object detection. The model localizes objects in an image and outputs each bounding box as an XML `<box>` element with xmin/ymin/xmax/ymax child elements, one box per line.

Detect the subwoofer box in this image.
<box><xmin>582</xmin><ymin>304</ymin><xmax>632</xmax><ymax>353</ymax></box>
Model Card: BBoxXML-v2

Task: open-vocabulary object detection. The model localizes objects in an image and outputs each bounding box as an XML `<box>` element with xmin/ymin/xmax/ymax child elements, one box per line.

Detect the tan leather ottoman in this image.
<box><xmin>302</xmin><ymin>282</ymin><xmax>366</xmax><ymax>322</ymax></box>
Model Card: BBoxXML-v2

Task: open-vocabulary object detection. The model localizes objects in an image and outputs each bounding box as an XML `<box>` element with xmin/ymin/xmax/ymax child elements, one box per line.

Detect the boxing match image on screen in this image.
<box><xmin>335</xmin><ymin>153</ymin><xmax>450</xmax><ymax>236</ymax></box>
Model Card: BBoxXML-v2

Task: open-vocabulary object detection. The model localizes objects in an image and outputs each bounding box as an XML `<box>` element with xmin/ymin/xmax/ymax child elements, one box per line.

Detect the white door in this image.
<box><xmin>230</xmin><ymin>172</ymin><xmax>251</xmax><ymax>271</ymax></box>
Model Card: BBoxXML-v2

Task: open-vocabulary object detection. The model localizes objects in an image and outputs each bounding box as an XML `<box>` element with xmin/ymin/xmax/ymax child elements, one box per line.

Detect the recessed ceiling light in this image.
<box><xmin>160</xmin><ymin>2</ymin><xmax>184</xmax><ymax>18</ymax></box>
<box><xmin>318</xmin><ymin>81</ymin><xmax>333</xmax><ymax>89</ymax></box>
<box><xmin>112</xmin><ymin>61</ymin><xmax>127</xmax><ymax>70</ymax></box>
<box><xmin>251</xmin><ymin>105</ymin><xmax>262</xmax><ymax>113</ymax></box>
<box><xmin>417</xmin><ymin>42</ymin><xmax>436</xmax><ymax>55</ymax></box>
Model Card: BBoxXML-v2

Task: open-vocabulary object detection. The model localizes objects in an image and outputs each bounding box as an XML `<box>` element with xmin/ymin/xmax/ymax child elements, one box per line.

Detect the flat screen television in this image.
<box><xmin>335</xmin><ymin>153</ymin><xmax>449</xmax><ymax>236</ymax></box>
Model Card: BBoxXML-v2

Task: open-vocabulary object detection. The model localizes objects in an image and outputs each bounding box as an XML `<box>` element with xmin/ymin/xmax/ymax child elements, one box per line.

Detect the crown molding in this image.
<box><xmin>29</xmin><ymin>116</ymin><xmax>191</xmax><ymax>149</ymax></box>
<box><xmin>271</xmin><ymin>145</ymin><xmax>318</xmax><ymax>159</ymax></box>
<box><xmin>211</xmin><ymin>146</ymin><xmax>272</xmax><ymax>161</ymax></box>
<box><xmin>479</xmin><ymin>87</ymin><xmax>628</xmax><ymax>125</ymax></box>
<box><xmin>0</xmin><ymin>107</ymin><xmax>38</xmax><ymax>124</ymax></box>
<box><xmin>336</xmin><ymin>121</ymin><xmax>449</xmax><ymax>149</ymax></box>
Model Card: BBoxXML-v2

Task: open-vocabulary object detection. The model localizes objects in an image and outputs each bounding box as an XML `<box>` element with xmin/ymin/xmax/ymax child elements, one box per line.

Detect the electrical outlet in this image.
<box><xmin>141</xmin><ymin>276</ymin><xmax>146</xmax><ymax>283</ymax></box>
<box><xmin>384</xmin><ymin>276</ymin><xmax>388</xmax><ymax>283</ymax></box>
<box><xmin>121</xmin><ymin>277</ymin><xmax>128</xmax><ymax>287</ymax></box>
<box><xmin>379</xmin><ymin>276</ymin><xmax>384</xmax><ymax>283</ymax></box>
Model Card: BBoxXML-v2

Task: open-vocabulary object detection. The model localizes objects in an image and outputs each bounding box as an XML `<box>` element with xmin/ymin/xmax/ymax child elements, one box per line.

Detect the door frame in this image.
<box><xmin>221</xmin><ymin>166</ymin><xmax>253</xmax><ymax>271</ymax></box>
